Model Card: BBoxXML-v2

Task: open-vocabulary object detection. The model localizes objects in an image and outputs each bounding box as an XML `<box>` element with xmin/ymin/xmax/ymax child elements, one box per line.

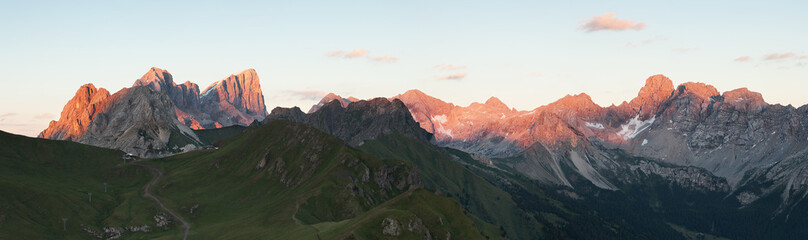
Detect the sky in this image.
<box><xmin>1</xmin><ymin>0</ymin><xmax>806</xmax><ymax>136</ymax></box>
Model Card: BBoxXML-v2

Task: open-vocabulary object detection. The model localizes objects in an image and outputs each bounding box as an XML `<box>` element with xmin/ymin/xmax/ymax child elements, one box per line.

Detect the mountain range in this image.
<box><xmin>319</xmin><ymin>75</ymin><xmax>808</xmax><ymax>199</ymax></box>
<box><xmin>39</xmin><ymin>67</ymin><xmax>267</xmax><ymax>157</ymax></box>
<box><xmin>6</xmin><ymin>69</ymin><xmax>808</xmax><ymax>239</ymax></box>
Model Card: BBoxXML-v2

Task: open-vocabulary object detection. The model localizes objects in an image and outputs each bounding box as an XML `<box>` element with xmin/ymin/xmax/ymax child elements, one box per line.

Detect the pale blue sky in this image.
<box><xmin>1</xmin><ymin>0</ymin><xmax>806</xmax><ymax>136</ymax></box>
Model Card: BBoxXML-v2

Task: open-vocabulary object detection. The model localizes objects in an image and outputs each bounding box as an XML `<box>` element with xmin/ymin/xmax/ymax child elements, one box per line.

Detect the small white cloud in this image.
<box><xmin>673</xmin><ymin>48</ymin><xmax>695</xmax><ymax>53</ymax></box>
<box><xmin>734</xmin><ymin>56</ymin><xmax>751</xmax><ymax>62</ymax></box>
<box><xmin>580</xmin><ymin>12</ymin><xmax>646</xmax><ymax>32</ymax></box>
<box><xmin>438</xmin><ymin>73</ymin><xmax>467</xmax><ymax>80</ymax></box>
<box><xmin>0</xmin><ymin>112</ymin><xmax>16</xmax><ymax>122</ymax></box>
<box><xmin>434</xmin><ymin>64</ymin><xmax>467</xmax><ymax>71</ymax></box>
<box><xmin>528</xmin><ymin>72</ymin><xmax>544</xmax><ymax>77</ymax></box>
<box><xmin>370</xmin><ymin>55</ymin><xmax>398</xmax><ymax>62</ymax></box>
<box><xmin>764</xmin><ymin>52</ymin><xmax>796</xmax><ymax>61</ymax></box>
<box><xmin>327</xmin><ymin>49</ymin><xmax>369</xmax><ymax>58</ymax></box>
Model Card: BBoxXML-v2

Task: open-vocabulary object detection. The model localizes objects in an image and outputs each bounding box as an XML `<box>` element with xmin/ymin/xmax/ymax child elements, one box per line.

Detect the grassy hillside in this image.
<box><xmin>141</xmin><ymin>120</ymin><xmax>485</xmax><ymax>239</ymax></box>
<box><xmin>192</xmin><ymin>125</ymin><xmax>247</xmax><ymax>145</ymax></box>
<box><xmin>359</xmin><ymin>134</ymin><xmax>544</xmax><ymax>239</ymax></box>
<box><xmin>0</xmin><ymin>131</ymin><xmax>180</xmax><ymax>239</ymax></box>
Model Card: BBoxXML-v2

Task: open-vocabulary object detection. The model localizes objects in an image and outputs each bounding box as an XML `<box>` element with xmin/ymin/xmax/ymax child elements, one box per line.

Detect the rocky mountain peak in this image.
<box><xmin>549</xmin><ymin>93</ymin><xmax>598</xmax><ymax>110</ymax></box>
<box><xmin>133</xmin><ymin>67</ymin><xmax>174</xmax><ymax>92</ymax></box>
<box><xmin>39</xmin><ymin>84</ymin><xmax>111</xmax><ymax>141</ymax></box>
<box><xmin>484</xmin><ymin>96</ymin><xmax>509</xmax><ymax>109</ymax></box>
<box><xmin>268</xmin><ymin>97</ymin><xmax>432</xmax><ymax>146</ymax></box>
<box><xmin>627</xmin><ymin>74</ymin><xmax>675</xmax><ymax>118</ymax></box>
<box><xmin>677</xmin><ymin>82</ymin><xmax>719</xmax><ymax>100</ymax></box>
<box><xmin>200</xmin><ymin>68</ymin><xmax>268</xmax><ymax>124</ymax></box>
<box><xmin>308</xmin><ymin>93</ymin><xmax>355</xmax><ymax>113</ymax></box>
<box><xmin>722</xmin><ymin>88</ymin><xmax>767</xmax><ymax>112</ymax></box>
<box><xmin>393</xmin><ymin>89</ymin><xmax>453</xmax><ymax>110</ymax></box>
<box><xmin>78</xmin><ymin>86</ymin><xmax>202</xmax><ymax>157</ymax></box>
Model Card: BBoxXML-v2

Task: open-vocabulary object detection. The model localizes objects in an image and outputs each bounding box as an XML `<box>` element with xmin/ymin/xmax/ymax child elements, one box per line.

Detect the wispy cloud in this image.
<box><xmin>33</xmin><ymin>113</ymin><xmax>55</xmax><ymax>120</ymax></box>
<box><xmin>370</xmin><ymin>55</ymin><xmax>398</xmax><ymax>63</ymax></box>
<box><xmin>763</xmin><ymin>52</ymin><xmax>796</xmax><ymax>61</ymax></box>
<box><xmin>580</xmin><ymin>12</ymin><xmax>645</xmax><ymax>32</ymax></box>
<box><xmin>434</xmin><ymin>64</ymin><xmax>467</xmax><ymax>71</ymax></box>
<box><xmin>528</xmin><ymin>72</ymin><xmax>544</xmax><ymax>77</ymax></box>
<box><xmin>328</xmin><ymin>49</ymin><xmax>399</xmax><ymax>63</ymax></box>
<box><xmin>327</xmin><ymin>49</ymin><xmax>369</xmax><ymax>58</ymax></box>
<box><xmin>734</xmin><ymin>56</ymin><xmax>751</xmax><ymax>62</ymax></box>
<box><xmin>626</xmin><ymin>36</ymin><xmax>665</xmax><ymax>48</ymax></box>
<box><xmin>438</xmin><ymin>73</ymin><xmax>467</xmax><ymax>80</ymax></box>
<box><xmin>0</xmin><ymin>112</ymin><xmax>16</xmax><ymax>122</ymax></box>
<box><xmin>281</xmin><ymin>90</ymin><xmax>327</xmax><ymax>101</ymax></box>
<box><xmin>673</xmin><ymin>48</ymin><xmax>695</xmax><ymax>53</ymax></box>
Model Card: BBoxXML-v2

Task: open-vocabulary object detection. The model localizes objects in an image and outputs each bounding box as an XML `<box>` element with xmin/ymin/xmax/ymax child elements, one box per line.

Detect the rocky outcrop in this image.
<box><xmin>367</xmin><ymin>74</ymin><xmax>808</xmax><ymax>205</ymax></box>
<box><xmin>200</xmin><ymin>68</ymin><xmax>267</xmax><ymax>127</ymax></box>
<box><xmin>307</xmin><ymin>93</ymin><xmax>358</xmax><ymax>113</ymax></box>
<box><xmin>40</xmin><ymin>67</ymin><xmax>268</xmax><ymax>156</ymax></box>
<box><xmin>266</xmin><ymin>98</ymin><xmax>433</xmax><ymax>146</ymax></box>
<box><xmin>38</xmin><ymin>84</ymin><xmax>111</xmax><ymax>141</ymax></box>
<box><xmin>77</xmin><ymin>86</ymin><xmax>202</xmax><ymax>158</ymax></box>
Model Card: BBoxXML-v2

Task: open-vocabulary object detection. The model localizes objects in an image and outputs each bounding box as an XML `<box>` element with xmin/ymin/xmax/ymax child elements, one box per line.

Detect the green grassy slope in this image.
<box><xmin>0</xmin><ymin>131</ymin><xmax>179</xmax><ymax>239</ymax></box>
<box><xmin>142</xmin><ymin>120</ymin><xmax>484</xmax><ymax>239</ymax></box>
<box><xmin>359</xmin><ymin>134</ymin><xmax>544</xmax><ymax>239</ymax></box>
<box><xmin>192</xmin><ymin>125</ymin><xmax>247</xmax><ymax>145</ymax></box>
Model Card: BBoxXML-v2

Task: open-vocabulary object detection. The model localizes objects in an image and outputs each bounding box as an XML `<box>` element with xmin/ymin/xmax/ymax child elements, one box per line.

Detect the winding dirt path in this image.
<box><xmin>134</xmin><ymin>162</ymin><xmax>190</xmax><ymax>240</ymax></box>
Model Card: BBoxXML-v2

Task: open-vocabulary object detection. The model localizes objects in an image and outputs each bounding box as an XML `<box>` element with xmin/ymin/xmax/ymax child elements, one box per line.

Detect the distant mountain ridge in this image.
<box><xmin>313</xmin><ymin>75</ymin><xmax>808</xmax><ymax>209</ymax></box>
<box><xmin>40</xmin><ymin>67</ymin><xmax>268</xmax><ymax>157</ymax></box>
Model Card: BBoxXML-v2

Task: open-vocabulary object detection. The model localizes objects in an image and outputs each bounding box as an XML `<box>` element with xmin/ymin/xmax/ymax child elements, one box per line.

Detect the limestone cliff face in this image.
<box><xmin>201</xmin><ymin>68</ymin><xmax>267</xmax><ymax>127</ymax></box>
<box><xmin>40</xmin><ymin>67</ymin><xmax>268</xmax><ymax>157</ymax></box>
<box><xmin>38</xmin><ymin>84</ymin><xmax>111</xmax><ymax>141</ymax></box>
<box><xmin>77</xmin><ymin>86</ymin><xmax>202</xmax><ymax>158</ymax></box>
<box><xmin>133</xmin><ymin>67</ymin><xmax>267</xmax><ymax>129</ymax></box>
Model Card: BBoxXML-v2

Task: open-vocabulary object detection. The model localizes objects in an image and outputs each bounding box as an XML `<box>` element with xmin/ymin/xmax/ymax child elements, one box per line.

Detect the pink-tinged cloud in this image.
<box><xmin>763</xmin><ymin>52</ymin><xmax>795</xmax><ymax>61</ymax></box>
<box><xmin>434</xmin><ymin>64</ymin><xmax>467</xmax><ymax>71</ymax></box>
<box><xmin>327</xmin><ymin>51</ymin><xmax>345</xmax><ymax>57</ymax></box>
<box><xmin>734</xmin><ymin>56</ymin><xmax>751</xmax><ymax>62</ymax></box>
<box><xmin>580</xmin><ymin>12</ymin><xmax>645</xmax><ymax>32</ymax></box>
<box><xmin>282</xmin><ymin>90</ymin><xmax>327</xmax><ymax>101</ymax></box>
<box><xmin>327</xmin><ymin>49</ymin><xmax>369</xmax><ymax>58</ymax></box>
<box><xmin>673</xmin><ymin>48</ymin><xmax>695</xmax><ymax>53</ymax></box>
<box><xmin>344</xmin><ymin>49</ymin><xmax>368</xmax><ymax>58</ymax></box>
<box><xmin>370</xmin><ymin>55</ymin><xmax>398</xmax><ymax>62</ymax></box>
<box><xmin>438</xmin><ymin>73</ymin><xmax>467</xmax><ymax>80</ymax></box>
<box><xmin>33</xmin><ymin>113</ymin><xmax>55</xmax><ymax>119</ymax></box>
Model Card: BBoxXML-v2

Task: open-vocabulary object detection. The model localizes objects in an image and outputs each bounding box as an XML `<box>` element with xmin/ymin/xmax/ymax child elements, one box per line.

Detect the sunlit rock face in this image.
<box><xmin>77</xmin><ymin>86</ymin><xmax>202</xmax><ymax>158</ymax></box>
<box><xmin>39</xmin><ymin>84</ymin><xmax>111</xmax><ymax>141</ymax></box>
<box><xmin>310</xmin><ymin>75</ymin><xmax>808</xmax><ymax>198</ymax></box>
<box><xmin>39</xmin><ymin>67</ymin><xmax>268</xmax><ymax>157</ymax></box>
<box><xmin>200</xmin><ymin>68</ymin><xmax>268</xmax><ymax>127</ymax></box>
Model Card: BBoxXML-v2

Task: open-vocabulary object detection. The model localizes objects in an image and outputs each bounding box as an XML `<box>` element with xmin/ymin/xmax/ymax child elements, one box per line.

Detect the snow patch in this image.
<box><xmin>432</xmin><ymin>114</ymin><xmax>448</xmax><ymax>124</ymax></box>
<box><xmin>585</xmin><ymin>122</ymin><xmax>605</xmax><ymax>129</ymax></box>
<box><xmin>200</xmin><ymin>87</ymin><xmax>216</xmax><ymax>98</ymax></box>
<box><xmin>642</xmin><ymin>139</ymin><xmax>648</xmax><ymax>146</ymax></box>
<box><xmin>436</xmin><ymin>125</ymin><xmax>454</xmax><ymax>138</ymax></box>
<box><xmin>617</xmin><ymin>115</ymin><xmax>656</xmax><ymax>140</ymax></box>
